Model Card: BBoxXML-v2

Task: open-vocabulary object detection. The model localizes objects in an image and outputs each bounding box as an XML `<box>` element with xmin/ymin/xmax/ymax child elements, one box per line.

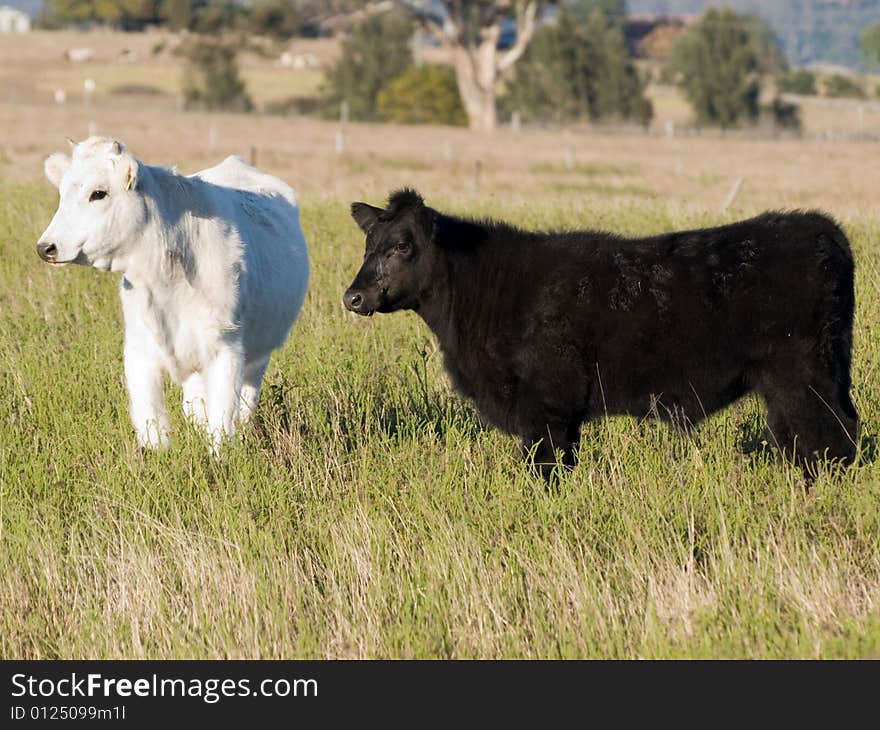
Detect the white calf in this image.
<box><xmin>38</xmin><ymin>137</ymin><xmax>309</xmax><ymax>448</ymax></box>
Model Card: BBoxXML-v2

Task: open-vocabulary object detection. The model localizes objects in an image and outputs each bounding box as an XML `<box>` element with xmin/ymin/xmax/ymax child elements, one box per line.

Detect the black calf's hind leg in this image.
<box><xmin>762</xmin><ymin>403</ymin><xmax>796</xmax><ymax>463</ymax></box>
<box><xmin>792</xmin><ymin>384</ymin><xmax>858</xmax><ymax>468</ymax></box>
<box><xmin>765</xmin><ymin>382</ymin><xmax>858</xmax><ymax>473</ymax></box>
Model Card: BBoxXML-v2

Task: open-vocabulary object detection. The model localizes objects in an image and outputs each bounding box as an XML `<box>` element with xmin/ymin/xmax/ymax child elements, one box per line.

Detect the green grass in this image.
<box><xmin>2</xmin><ymin>179</ymin><xmax>880</xmax><ymax>659</ymax></box>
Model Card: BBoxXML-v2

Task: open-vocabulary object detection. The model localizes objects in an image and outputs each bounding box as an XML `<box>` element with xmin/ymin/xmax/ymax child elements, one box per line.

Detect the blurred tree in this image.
<box><xmin>190</xmin><ymin>1</ymin><xmax>239</xmax><ymax>34</ymax></box>
<box><xmin>322</xmin><ymin>11</ymin><xmax>414</xmax><ymax>121</ymax></box>
<box><xmin>377</xmin><ymin>65</ymin><xmax>467</xmax><ymax>126</ymax></box>
<box><xmin>505</xmin><ymin>7</ymin><xmax>652</xmax><ymax>126</ymax></box>
<box><xmin>47</xmin><ymin>0</ymin><xmax>162</xmax><ymax>28</ymax></box>
<box><xmin>861</xmin><ymin>24</ymin><xmax>880</xmax><ymax>68</ymax></box>
<box><xmin>668</xmin><ymin>9</ymin><xmax>781</xmax><ymax>129</ymax></box>
<box><xmin>745</xmin><ymin>12</ymin><xmax>787</xmax><ymax>76</ymax></box>
<box><xmin>248</xmin><ymin>0</ymin><xmax>302</xmax><ymax>40</ymax></box>
<box><xmin>504</xmin><ymin>9</ymin><xmax>583</xmax><ymax>124</ymax></box>
<box><xmin>48</xmin><ymin>0</ymin><xmax>366</xmax><ymax>33</ymax></box>
<box><xmin>567</xmin><ymin>0</ymin><xmax>625</xmax><ymax>27</ymax></box>
<box><xmin>161</xmin><ymin>0</ymin><xmax>193</xmax><ymax>31</ymax></box>
<box><xmin>587</xmin><ymin>9</ymin><xmax>652</xmax><ymax>123</ymax></box>
<box><xmin>400</xmin><ymin>1</ymin><xmax>551</xmax><ymax>132</ymax></box>
<box><xmin>182</xmin><ymin>39</ymin><xmax>253</xmax><ymax>112</ymax></box>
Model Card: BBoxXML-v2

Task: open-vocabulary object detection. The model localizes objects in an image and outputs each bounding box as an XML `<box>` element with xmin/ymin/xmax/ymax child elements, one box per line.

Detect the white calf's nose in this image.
<box><xmin>36</xmin><ymin>241</ymin><xmax>58</xmax><ymax>262</ymax></box>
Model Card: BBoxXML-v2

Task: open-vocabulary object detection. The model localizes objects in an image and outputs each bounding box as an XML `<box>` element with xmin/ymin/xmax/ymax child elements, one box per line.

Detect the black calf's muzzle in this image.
<box><xmin>343</xmin><ymin>287</ymin><xmax>373</xmax><ymax>316</ymax></box>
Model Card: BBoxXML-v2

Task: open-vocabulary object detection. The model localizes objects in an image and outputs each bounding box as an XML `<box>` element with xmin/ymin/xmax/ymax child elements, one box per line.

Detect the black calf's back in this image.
<box><xmin>344</xmin><ymin>191</ymin><xmax>858</xmax><ymax>477</ymax></box>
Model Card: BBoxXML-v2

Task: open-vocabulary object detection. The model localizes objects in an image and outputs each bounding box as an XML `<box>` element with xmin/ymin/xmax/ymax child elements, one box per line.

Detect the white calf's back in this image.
<box><xmin>194</xmin><ymin>155</ymin><xmax>298</xmax><ymax>206</ymax></box>
<box><xmin>178</xmin><ymin>156</ymin><xmax>310</xmax><ymax>363</ymax></box>
<box><xmin>125</xmin><ymin>154</ymin><xmax>309</xmax><ymax>375</ymax></box>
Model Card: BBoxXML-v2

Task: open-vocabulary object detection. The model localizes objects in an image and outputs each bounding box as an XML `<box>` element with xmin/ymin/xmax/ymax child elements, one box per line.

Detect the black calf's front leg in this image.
<box><xmin>520</xmin><ymin>422</ymin><xmax>580</xmax><ymax>481</ymax></box>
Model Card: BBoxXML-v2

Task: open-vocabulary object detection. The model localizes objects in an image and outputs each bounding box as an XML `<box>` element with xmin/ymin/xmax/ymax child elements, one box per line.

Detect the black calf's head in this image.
<box><xmin>343</xmin><ymin>188</ymin><xmax>437</xmax><ymax>316</ymax></box>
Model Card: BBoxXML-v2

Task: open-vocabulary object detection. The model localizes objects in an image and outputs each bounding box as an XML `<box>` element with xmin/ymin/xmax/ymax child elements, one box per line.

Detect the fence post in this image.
<box><xmin>471</xmin><ymin>160</ymin><xmax>482</xmax><ymax>200</ymax></box>
<box><xmin>720</xmin><ymin>177</ymin><xmax>745</xmax><ymax>213</ymax></box>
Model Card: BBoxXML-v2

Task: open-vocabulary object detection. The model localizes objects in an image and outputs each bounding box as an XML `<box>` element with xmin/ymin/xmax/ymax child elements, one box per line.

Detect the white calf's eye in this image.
<box><xmin>89</xmin><ymin>190</ymin><xmax>108</xmax><ymax>202</ymax></box>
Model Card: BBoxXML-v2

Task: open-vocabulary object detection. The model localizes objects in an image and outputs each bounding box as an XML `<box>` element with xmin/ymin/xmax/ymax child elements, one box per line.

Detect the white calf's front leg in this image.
<box><xmin>182</xmin><ymin>372</ymin><xmax>208</xmax><ymax>429</ymax></box>
<box><xmin>121</xmin><ymin>279</ymin><xmax>169</xmax><ymax>448</ymax></box>
<box><xmin>239</xmin><ymin>354</ymin><xmax>271</xmax><ymax>423</ymax></box>
<box><xmin>124</xmin><ymin>341</ymin><xmax>170</xmax><ymax>449</ymax></box>
<box><xmin>204</xmin><ymin>345</ymin><xmax>245</xmax><ymax>449</ymax></box>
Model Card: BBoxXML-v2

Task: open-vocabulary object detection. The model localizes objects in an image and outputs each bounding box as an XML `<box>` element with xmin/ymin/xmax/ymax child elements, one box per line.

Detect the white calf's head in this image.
<box><xmin>38</xmin><ymin>137</ymin><xmax>146</xmax><ymax>272</ymax></box>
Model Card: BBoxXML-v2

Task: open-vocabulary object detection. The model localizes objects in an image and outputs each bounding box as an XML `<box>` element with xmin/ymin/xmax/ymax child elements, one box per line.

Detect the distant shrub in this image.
<box><xmin>182</xmin><ymin>40</ymin><xmax>253</xmax><ymax>113</ymax></box>
<box><xmin>777</xmin><ymin>70</ymin><xmax>817</xmax><ymax>95</ymax></box>
<box><xmin>377</xmin><ymin>66</ymin><xmax>467</xmax><ymax>127</ymax></box>
<box><xmin>239</xmin><ymin>36</ymin><xmax>278</xmax><ymax>60</ymax></box>
<box><xmin>264</xmin><ymin>96</ymin><xmax>322</xmax><ymax>116</ymax></box>
<box><xmin>824</xmin><ymin>74</ymin><xmax>866</xmax><ymax>99</ymax></box>
<box><xmin>111</xmin><ymin>84</ymin><xmax>167</xmax><ymax>96</ymax></box>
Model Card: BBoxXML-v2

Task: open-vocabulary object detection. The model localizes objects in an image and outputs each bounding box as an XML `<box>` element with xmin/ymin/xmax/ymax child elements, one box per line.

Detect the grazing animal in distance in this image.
<box><xmin>37</xmin><ymin>136</ymin><xmax>309</xmax><ymax>449</ymax></box>
<box><xmin>343</xmin><ymin>188</ymin><xmax>858</xmax><ymax>479</ymax></box>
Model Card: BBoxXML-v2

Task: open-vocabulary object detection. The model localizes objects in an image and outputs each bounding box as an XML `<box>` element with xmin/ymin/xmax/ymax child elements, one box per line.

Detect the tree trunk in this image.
<box><xmin>417</xmin><ymin>2</ymin><xmax>540</xmax><ymax>132</ymax></box>
<box><xmin>453</xmin><ymin>31</ymin><xmax>500</xmax><ymax>132</ymax></box>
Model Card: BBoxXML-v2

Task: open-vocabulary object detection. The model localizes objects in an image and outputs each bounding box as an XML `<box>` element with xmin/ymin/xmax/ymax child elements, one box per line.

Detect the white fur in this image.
<box><xmin>38</xmin><ymin>137</ymin><xmax>309</xmax><ymax>448</ymax></box>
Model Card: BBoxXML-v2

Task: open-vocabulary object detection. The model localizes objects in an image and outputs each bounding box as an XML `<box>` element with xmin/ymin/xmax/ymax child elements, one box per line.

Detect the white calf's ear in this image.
<box><xmin>125</xmin><ymin>159</ymin><xmax>137</xmax><ymax>191</ymax></box>
<box><xmin>44</xmin><ymin>153</ymin><xmax>70</xmax><ymax>188</ymax></box>
<box><xmin>117</xmin><ymin>154</ymin><xmax>138</xmax><ymax>192</ymax></box>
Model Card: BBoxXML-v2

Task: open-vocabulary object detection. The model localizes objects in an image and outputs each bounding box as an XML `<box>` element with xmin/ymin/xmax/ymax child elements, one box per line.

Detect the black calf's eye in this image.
<box><xmin>395</xmin><ymin>241</ymin><xmax>412</xmax><ymax>255</ymax></box>
<box><xmin>89</xmin><ymin>190</ymin><xmax>108</xmax><ymax>202</ymax></box>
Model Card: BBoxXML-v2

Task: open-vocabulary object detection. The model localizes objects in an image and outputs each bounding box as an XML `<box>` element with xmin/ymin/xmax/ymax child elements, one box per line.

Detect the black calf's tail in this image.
<box><xmin>816</xmin><ymin>216</ymin><xmax>859</xmax><ymax>460</ymax></box>
<box><xmin>816</xmin><ymin>218</ymin><xmax>855</xmax><ymax>383</ymax></box>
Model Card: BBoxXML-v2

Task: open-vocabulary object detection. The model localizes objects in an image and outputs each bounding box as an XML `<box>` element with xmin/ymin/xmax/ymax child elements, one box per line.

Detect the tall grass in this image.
<box><xmin>1</xmin><ymin>180</ymin><xmax>879</xmax><ymax>659</ymax></box>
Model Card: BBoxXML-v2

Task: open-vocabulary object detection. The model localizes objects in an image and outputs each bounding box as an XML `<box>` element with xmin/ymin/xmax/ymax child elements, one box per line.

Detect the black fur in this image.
<box><xmin>343</xmin><ymin>189</ymin><xmax>859</xmax><ymax>479</ymax></box>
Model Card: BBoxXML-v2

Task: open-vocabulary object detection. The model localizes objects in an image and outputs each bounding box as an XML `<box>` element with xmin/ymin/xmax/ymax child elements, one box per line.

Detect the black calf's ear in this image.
<box><xmin>417</xmin><ymin>206</ymin><xmax>437</xmax><ymax>242</ymax></box>
<box><xmin>351</xmin><ymin>202</ymin><xmax>384</xmax><ymax>234</ymax></box>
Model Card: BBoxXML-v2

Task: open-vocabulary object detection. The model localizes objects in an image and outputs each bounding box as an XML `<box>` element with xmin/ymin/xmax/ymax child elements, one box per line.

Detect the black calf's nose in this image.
<box><xmin>344</xmin><ymin>289</ymin><xmax>364</xmax><ymax>312</ymax></box>
<box><xmin>36</xmin><ymin>242</ymin><xmax>58</xmax><ymax>261</ymax></box>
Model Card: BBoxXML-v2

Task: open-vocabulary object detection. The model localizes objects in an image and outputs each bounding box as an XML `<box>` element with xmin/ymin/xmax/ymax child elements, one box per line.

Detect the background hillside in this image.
<box><xmin>629</xmin><ymin>0</ymin><xmax>880</xmax><ymax>67</ymax></box>
<box><xmin>6</xmin><ymin>1</ymin><xmax>879</xmax><ymax>67</ymax></box>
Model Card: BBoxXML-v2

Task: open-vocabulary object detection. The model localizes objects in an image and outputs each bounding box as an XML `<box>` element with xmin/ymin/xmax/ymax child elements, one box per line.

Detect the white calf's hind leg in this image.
<box><xmin>239</xmin><ymin>355</ymin><xmax>271</xmax><ymax>423</ymax></box>
<box><xmin>182</xmin><ymin>372</ymin><xmax>208</xmax><ymax>429</ymax></box>
<box><xmin>204</xmin><ymin>345</ymin><xmax>245</xmax><ymax>449</ymax></box>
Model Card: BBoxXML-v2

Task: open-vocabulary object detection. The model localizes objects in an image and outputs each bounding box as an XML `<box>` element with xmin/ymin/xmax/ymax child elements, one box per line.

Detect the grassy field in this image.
<box><xmin>3</xmin><ymin>32</ymin><xmax>880</xmax><ymax>659</ymax></box>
